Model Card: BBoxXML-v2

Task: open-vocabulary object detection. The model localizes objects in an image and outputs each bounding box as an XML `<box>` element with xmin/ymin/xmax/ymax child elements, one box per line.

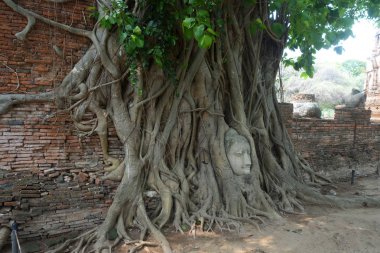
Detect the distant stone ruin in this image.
<box><xmin>365</xmin><ymin>29</ymin><xmax>380</xmax><ymax>121</ymax></box>
<box><xmin>336</xmin><ymin>88</ymin><xmax>366</xmax><ymax>109</ymax></box>
<box><xmin>291</xmin><ymin>93</ymin><xmax>321</xmax><ymax>118</ymax></box>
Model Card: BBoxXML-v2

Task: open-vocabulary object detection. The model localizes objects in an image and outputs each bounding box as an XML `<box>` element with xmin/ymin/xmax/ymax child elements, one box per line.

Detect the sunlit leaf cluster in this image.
<box><xmin>99</xmin><ymin>0</ymin><xmax>220</xmax><ymax>72</ymax></box>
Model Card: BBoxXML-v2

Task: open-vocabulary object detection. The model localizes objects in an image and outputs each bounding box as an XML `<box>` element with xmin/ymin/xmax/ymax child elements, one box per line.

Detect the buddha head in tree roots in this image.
<box><xmin>224</xmin><ymin>128</ymin><xmax>252</xmax><ymax>176</ymax></box>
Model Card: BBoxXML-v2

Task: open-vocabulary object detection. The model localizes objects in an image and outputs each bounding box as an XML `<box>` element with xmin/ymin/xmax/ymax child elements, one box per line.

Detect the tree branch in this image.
<box><xmin>0</xmin><ymin>92</ymin><xmax>54</xmax><ymax>115</ymax></box>
<box><xmin>3</xmin><ymin>0</ymin><xmax>91</xmax><ymax>40</ymax></box>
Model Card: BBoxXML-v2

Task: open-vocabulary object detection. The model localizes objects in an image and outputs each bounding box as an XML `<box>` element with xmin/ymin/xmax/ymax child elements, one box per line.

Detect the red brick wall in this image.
<box><xmin>292</xmin><ymin>118</ymin><xmax>380</xmax><ymax>169</ymax></box>
<box><xmin>0</xmin><ymin>0</ymin><xmax>95</xmax><ymax>94</ymax></box>
<box><xmin>0</xmin><ymin>0</ymin><xmax>122</xmax><ymax>242</ymax></box>
<box><xmin>279</xmin><ymin>104</ymin><xmax>380</xmax><ymax>173</ymax></box>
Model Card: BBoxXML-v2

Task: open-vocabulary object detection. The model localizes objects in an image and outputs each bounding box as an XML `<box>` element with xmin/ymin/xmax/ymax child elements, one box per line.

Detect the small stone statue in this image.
<box><xmin>344</xmin><ymin>88</ymin><xmax>366</xmax><ymax>108</ymax></box>
<box><xmin>335</xmin><ymin>88</ymin><xmax>366</xmax><ymax>109</ymax></box>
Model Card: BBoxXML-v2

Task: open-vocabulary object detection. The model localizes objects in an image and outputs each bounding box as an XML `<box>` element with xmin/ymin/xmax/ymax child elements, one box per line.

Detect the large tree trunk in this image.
<box><xmin>1</xmin><ymin>0</ymin><xmax>379</xmax><ymax>252</ymax></box>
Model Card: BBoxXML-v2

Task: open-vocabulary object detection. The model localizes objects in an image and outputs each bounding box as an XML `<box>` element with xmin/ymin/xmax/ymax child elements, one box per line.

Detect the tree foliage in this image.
<box><xmin>97</xmin><ymin>0</ymin><xmax>380</xmax><ymax>78</ymax></box>
<box><xmin>283</xmin><ymin>0</ymin><xmax>379</xmax><ymax>76</ymax></box>
<box><xmin>94</xmin><ymin>0</ymin><xmax>380</xmax><ymax>79</ymax></box>
<box><xmin>1</xmin><ymin>0</ymin><xmax>380</xmax><ymax>253</ymax></box>
<box><xmin>341</xmin><ymin>59</ymin><xmax>367</xmax><ymax>77</ymax></box>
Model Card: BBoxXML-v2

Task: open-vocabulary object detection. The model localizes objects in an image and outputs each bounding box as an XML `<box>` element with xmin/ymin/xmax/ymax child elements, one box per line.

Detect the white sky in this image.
<box><xmin>315</xmin><ymin>20</ymin><xmax>378</xmax><ymax>63</ymax></box>
<box><xmin>286</xmin><ymin>20</ymin><xmax>378</xmax><ymax>64</ymax></box>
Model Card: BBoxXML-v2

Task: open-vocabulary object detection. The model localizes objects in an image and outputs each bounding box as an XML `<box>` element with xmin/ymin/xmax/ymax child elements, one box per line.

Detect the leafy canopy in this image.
<box><xmin>97</xmin><ymin>0</ymin><xmax>380</xmax><ymax>77</ymax></box>
<box><xmin>98</xmin><ymin>0</ymin><xmax>219</xmax><ymax>68</ymax></box>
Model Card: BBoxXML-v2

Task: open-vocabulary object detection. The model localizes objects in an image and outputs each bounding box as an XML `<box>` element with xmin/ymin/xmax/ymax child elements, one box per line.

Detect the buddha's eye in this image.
<box><xmin>234</xmin><ymin>152</ymin><xmax>243</xmax><ymax>157</ymax></box>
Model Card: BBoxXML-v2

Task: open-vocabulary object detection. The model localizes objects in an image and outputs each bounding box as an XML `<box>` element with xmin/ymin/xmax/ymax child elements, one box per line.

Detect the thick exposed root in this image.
<box><xmin>104</xmin><ymin>157</ymin><xmax>121</xmax><ymax>172</ymax></box>
<box><xmin>124</xmin><ymin>241</ymin><xmax>158</xmax><ymax>253</ymax></box>
<box><xmin>102</xmin><ymin>161</ymin><xmax>125</xmax><ymax>181</ymax></box>
<box><xmin>47</xmin><ymin>230</ymin><xmax>159</xmax><ymax>253</ymax></box>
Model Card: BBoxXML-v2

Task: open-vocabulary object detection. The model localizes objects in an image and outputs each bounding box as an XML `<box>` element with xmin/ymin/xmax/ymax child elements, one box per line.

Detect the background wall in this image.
<box><xmin>279</xmin><ymin>103</ymin><xmax>380</xmax><ymax>178</ymax></box>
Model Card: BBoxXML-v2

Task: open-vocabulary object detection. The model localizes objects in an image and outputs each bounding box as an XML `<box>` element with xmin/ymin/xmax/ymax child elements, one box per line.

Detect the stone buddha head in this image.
<box><xmin>224</xmin><ymin>128</ymin><xmax>252</xmax><ymax>176</ymax></box>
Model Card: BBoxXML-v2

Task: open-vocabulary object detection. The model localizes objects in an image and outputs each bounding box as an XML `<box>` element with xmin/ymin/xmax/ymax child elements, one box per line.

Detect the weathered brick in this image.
<box><xmin>3</xmin><ymin>201</ymin><xmax>20</xmax><ymax>206</ymax></box>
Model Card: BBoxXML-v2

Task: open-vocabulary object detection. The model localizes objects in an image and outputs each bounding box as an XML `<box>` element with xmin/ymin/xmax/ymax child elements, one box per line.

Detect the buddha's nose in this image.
<box><xmin>244</xmin><ymin>153</ymin><xmax>251</xmax><ymax>166</ymax></box>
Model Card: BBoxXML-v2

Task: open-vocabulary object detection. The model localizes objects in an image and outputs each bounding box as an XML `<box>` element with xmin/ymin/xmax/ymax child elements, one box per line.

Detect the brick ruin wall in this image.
<box><xmin>0</xmin><ymin>0</ymin><xmax>121</xmax><ymax>243</ymax></box>
<box><xmin>279</xmin><ymin>103</ymin><xmax>380</xmax><ymax>176</ymax></box>
<box><xmin>365</xmin><ymin>30</ymin><xmax>380</xmax><ymax>121</ymax></box>
<box><xmin>1</xmin><ymin>1</ymin><xmax>380</xmax><ymax>246</ymax></box>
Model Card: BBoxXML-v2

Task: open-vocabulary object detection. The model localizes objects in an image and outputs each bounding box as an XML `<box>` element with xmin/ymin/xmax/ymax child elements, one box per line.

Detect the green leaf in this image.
<box><xmin>271</xmin><ymin>23</ymin><xmax>286</xmax><ymax>38</ymax></box>
<box><xmin>108</xmin><ymin>15</ymin><xmax>116</xmax><ymax>24</ymax></box>
<box><xmin>256</xmin><ymin>18</ymin><xmax>265</xmax><ymax>27</ymax></box>
<box><xmin>194</xmin><ymin>25</ymin><xmax>205</xmax><ymax>41</ymax></box>
<box><xmin>184</xmin><ymin>6</ymin><xmax>194</xmax><ymax>15</ymax></box>
<box><xmin>300</xmin><ymin>72</ymin><xmax>309</xmax><ymax>79</ymax></box>
<box><xmin>327</xmin><ymin>8</ymin><xmax>340</xmax><ymax>23</ymax></box>
<box><xmin>119</xmin><ymin>32</ymin><xmax>127</xmax><ymax>42</ymax></box>
<box><xmin>182</xmin><ymin>17</ymin><xmax>196</xmax><ymax>29</ymax></box>
<box><xmin>154</xmin><ymin>56</ymin><xmax>163</xmax><ymax>67</ymax></box>
<box><xmin>244</xmin><ymin>0</ymin><xmax>256</xmax><ymax>5</ymax></box>
<box><xmin>130</xmin><ymin>35</ymin><xmax>144</xmax><ymax>48</ymax></box>
<box><xmin>125</xmin><ymin>43</ymin><xmax>136</xmax><ymax>54</ymax></box>
<box><xmin>125</xmin><ymin>24</ymin><xmax>133</xmax><ymax>31</ymax></box>
<box><xmin>133</xmin><ymin>26</ymin><xmax>142</xmax><ymax>35</ymax></box>
<box><xmin>334</xmin><ymin>46</ymin><xmax>343</xmax><ymax>55</ymax></box>
<box><xmin>197</xmin><ymin>9</ymin><xmax>209</xmax><ymax>18</ymax></box>
<box><xmin>100</xmin><ymin>18</ymin><xmax>112</xmax><ymax>29</ymax></box>
<box><xmin>206</xmin><ymin>27</ymin><xmax>218</xmax><ymax>36</ymax></box>
<box><xmin>136</xmin><ymin>38</ymin><xmax>144</xmax><ymax>48</ymax></box>
<box><xmin>303</xmin><ymin>20</ymin><xmax>310</xmax><ymax>28</ymax></box>
<box><xmin>183</xmin><ymin>27</ymin><xmax>194</xmax><ymax>40</ymax></box>
<box><xmin>199</xmin><ymin>34</ymin><xmax>213</xmax><ymax>48</ymax></box>
<box><xmin>326</xmin><ymin>33</ymin><xmax>337</xmax><ymax>44</ymax></box>
<box><xmin>249</xmin><ymin>18</ymin><xmax>266</xmax><ymax>35</ymax></box>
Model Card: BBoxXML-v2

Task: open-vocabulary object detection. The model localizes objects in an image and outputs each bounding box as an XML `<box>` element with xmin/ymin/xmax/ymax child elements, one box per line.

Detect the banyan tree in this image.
<box><xmin>1</xmin><ymin>0</ymin><xmax>380</xmax><ymax>252</ymax></box>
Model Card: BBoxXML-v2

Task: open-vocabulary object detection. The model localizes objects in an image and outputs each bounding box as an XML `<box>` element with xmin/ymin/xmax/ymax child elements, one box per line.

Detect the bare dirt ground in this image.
<box><xmin>118</xmin><ymin>175</ymin><xmax>380</xmax><ymax>253</ymax></box>
<box><xmin>4</xmin><ymin>174</ymin><xmax>379</xmax><ymax>253</ymax></box>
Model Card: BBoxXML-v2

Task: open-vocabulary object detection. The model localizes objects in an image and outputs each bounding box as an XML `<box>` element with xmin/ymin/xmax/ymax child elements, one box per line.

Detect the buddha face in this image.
<box><xmin>225</xmin><ymin>129</ymin><xmax>252</xmax><ymax>175</ymax></box>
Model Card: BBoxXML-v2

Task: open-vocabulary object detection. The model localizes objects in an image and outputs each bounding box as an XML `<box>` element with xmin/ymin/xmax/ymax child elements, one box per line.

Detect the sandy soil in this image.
<box><xmin>118</xmin><ymin>175</ymin><xmax>380</xmax><ymax>253</ymax></box>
